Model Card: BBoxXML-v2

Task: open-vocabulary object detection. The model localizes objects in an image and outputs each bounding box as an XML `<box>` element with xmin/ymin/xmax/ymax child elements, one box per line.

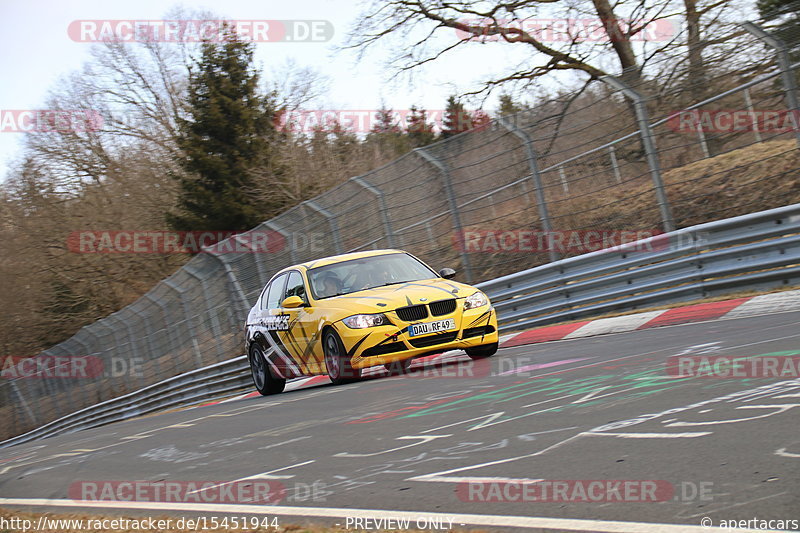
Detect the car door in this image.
<box><xmin>278</xmin><ymin>270</ymin><xmax>321</xmax><ymax>374</ymax></box>
<box><xmin>258</xmin><ymin>272</ymin><xmax>303</xmax><ymax>379</ymax></box>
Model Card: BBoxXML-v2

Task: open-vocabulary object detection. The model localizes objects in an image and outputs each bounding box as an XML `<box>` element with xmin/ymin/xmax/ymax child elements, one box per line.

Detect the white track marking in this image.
<box><xmin>775</xmin><ymin>447</ymin><xmax>800</xmax><ymax>458</ymax></box>
<box><xmin>583</xmin><ymin>432</ymin><xmax>712</xmax><ymax>438</ymax></box>
<box><xmin>664</xmin><ymin>404</ymin><xmax>800</xmax><ymax>427</ymax></box>
<box><xmin>188</xmin><ymin>460</ymin><xmax>317</xmax><ymax>494</ymax></box>
<box><xmin>413</xmin><ymin>475</ymin><xmax>544</xmax><ymax>484</ymax></box>
<box><xmin>0</xmin><ymin>498</ymin><xmax>777</xmax><ymax>532</ymax></box>
<box><xmin>334</xmin><ymin>435</ymin><xmax>451</xmax><ymax>458</ymax></box>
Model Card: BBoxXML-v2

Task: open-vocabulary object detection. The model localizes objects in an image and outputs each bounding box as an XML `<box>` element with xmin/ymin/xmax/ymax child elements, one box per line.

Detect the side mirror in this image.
<box><xmin>281</xmin><ymin>296</ymin><xmax>305</xmax><ymax>308</ymax></box>
<box><xmin>439</xmin><ymin>268</ymin><xmax>456</xmax><ymax>280</ymax></box>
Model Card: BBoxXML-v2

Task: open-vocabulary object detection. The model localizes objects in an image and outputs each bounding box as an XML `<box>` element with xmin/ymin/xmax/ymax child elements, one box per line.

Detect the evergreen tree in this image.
<box><xmin>441</xmin><ymin>95</ymin><xmax>472</xmax><ymax>138</ymax></box>
<box><xmin>168</xmin><ymin>26</ymin><xmax>281</xmax><ymax>233</ymax></box>
<box><xmin>406</xmin><ymin>105</ymin><xmax>436</xmax><ymax>147</ymax></box>
<box><xmin>498</xmin><ymin>93</ymin><xmax>523</xmax><ymax>117</ymax></box>
<box><xmin>366</xmin><ymin>103</ymin><xmax>408</xmax><ymax>154</ymax></box>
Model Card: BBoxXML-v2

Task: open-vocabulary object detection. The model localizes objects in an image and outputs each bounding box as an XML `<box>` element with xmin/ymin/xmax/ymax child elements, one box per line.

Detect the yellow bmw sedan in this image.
<box><xmin>245</xmin><ymin>249</ymin><xmax>499</xmax><ymax>395</ymax></box>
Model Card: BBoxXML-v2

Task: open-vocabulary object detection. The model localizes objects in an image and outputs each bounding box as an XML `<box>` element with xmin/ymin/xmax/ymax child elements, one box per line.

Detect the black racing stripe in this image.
<box><xmin>302</xmin><ymin>329</ymin><xmax>321</xmax><ymax>361</ymax></box>
<box><xmin>441</xmin><ymin>281</ymin><xmax>460</xmax><ymax>292</ymax></box>
<box><xmin>347</xmin><ymin>333</ymin><xmax>372</xmax><ymax>358</ymax></box>
<box><xmin>405</xmin><ymin>295</ymin><xmax>414</xmax><ymax>306</ymax></box>
<box><xmin>466</xmin><ymin>309</ymin><xmax>492</xmax><ymax>327</ymax></box>
<box><xmin>337</xmin><ymin>296</ymin><xmax>392</xmax><ymax>301</ymax></box>
<box><xmin>269</xmin><ymin>330</ymin><xmax>302</xmax><ymax>372</ymax></box>
<box><xmin>400</xmin><ymin>282</ymin><xmax>459</xmax><ymax>297</ymax></box>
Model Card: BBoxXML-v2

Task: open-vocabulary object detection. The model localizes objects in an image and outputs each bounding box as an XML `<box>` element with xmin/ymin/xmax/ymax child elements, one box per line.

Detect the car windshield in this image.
<box><xmin>308</xmin><ymin>253</ymin><xmax>438</xmax><ymax>299</ymax></box>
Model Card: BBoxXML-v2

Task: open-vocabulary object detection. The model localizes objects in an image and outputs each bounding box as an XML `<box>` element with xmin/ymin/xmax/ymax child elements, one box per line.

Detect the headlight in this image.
<box><xmin>463</xmin><ymin>291</ymin><xmax>489</xmax><ymax>310</ymax></box>
<box><xmin>343</xmin><ymin>313</ymin><xmax>388</xmax><ymax>328</ymax></box>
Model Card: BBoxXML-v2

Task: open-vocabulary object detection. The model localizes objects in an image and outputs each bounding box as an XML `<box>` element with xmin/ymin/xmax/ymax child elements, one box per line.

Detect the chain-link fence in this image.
<box><xmin>2</xmin><ymin>21</ymin><xmax>800</xmax><ymax>441</ymax></box>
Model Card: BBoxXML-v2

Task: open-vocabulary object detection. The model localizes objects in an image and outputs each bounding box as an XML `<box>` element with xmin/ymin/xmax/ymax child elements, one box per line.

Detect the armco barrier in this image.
<box><xmin>2</xmin><ymin>202</ymin><xmax>798</xmax><ymax>448</ymax></box>
<box><xmin>482</xmin><ymin>203</ymin><xmax>800</xmax><ymax>331</ymax></box>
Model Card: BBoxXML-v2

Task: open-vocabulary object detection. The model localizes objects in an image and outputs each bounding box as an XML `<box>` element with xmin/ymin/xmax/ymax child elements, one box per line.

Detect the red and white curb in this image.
<box><xmin>200</xmin><ymin>289</ymin><xmax>800</xmax><ymax>407</ymax></box>
<box><xmin>500</xmin><ymin>289</ymin><xmax>800</xmax><ymax>348</ymax></box>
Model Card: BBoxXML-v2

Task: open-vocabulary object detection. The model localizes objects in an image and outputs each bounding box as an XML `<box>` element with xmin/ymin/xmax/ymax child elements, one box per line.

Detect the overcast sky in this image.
<box><xmin>0</xmin><ymin>0</ymin><xmax>545</xmax><ymax>177</ymax></box>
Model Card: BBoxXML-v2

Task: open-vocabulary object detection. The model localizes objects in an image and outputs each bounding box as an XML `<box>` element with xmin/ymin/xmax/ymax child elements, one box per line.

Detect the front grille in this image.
<box><xmin>362</xmin><ymin>341</ymin><xmax>407</xmax><ymax>357</ymax></box>
<box><xmin>429</xmin><ymin>299</ymin><xmax>456</xmax><ymax>316</ymax></box>
<box><xmin>408</xmin><ymin>331</ymin><xmax>458</xmax><ymax>348</ymax></box>
<box><xmin>396</xmin><ymin>304</ymin><xmax>428</xmax><ymax>322</ymax></box>
<box><xmin>463</xmin><ymin>325</ymin><xmax>496</xmax><ymax>338</ymax></box>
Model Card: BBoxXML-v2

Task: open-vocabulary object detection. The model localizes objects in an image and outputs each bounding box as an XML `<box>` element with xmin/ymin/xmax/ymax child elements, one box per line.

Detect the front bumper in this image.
<box><xmin>338</xmin><ymin>305</ymin><xmax>499</xmax><ymax>370</ymax></box>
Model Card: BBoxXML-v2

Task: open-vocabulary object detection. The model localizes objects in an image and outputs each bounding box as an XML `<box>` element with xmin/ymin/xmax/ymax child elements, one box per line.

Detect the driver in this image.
<box><xmin>320</xmin><ymin>272</ymin><xmax>343</xmax><ymax>298</ymax></box>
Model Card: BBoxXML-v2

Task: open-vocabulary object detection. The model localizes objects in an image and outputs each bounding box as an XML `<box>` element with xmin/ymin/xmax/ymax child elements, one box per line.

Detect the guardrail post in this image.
<box><xmin>498</xmin><ymin>116</ymin><xmax>558</xmax><ymax>263</ymax></box>
<box><xmin>741</xmin><ymin>22</ymin><xmax>800</xmax><ymax>149</ymax></box>
<box><xmin>305</xmin><ymin>200</ymin><xmax>344</xmax><ymax>254</ymax></box>
<box><xmin>352</xmin><ymin>175</ymin><xmax>397</xmax><ymax>248</ymax></box>
<box><xmin>601</xmin><ymin>75</ymin><xmax>676</xmax><ymax>233</ymax></box>
<box><xmin>415</xmin><ymin>147</ymin><xmax>474</xmax><ymax>283</ymax></box>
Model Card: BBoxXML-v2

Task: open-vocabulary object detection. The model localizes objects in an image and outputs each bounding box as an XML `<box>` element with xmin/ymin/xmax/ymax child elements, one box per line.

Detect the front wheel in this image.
<box><xmin>465</xmin><ymin>342</ymin><xmax>498</xmax><ymax>359</ymax></box>
<box><xmin>324</xmin><ymin>329</ymin><xmax>361</xmax><ymax>385</ymax></box>
<box><xmin>249</xmin><ymin>344</ymin><xmax>286</xmax><ymax>395</ymax></box>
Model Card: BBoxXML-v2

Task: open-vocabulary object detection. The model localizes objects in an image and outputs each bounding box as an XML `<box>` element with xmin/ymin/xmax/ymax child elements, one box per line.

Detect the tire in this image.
<box><xmin>384</xmin><ymin>357</ymin><xmax>412</xmax><ymax>376</ymax></box>
<box><xmin>249</xmin><ymin>344</ymin><xmax>286</xmax><ymax>396</ymax></box>
<box><xmin>324</xmin><ymin>329</ymin><xmax>361</xmax><ymax>385</ymax></box>
<box><xmin>465</xmin><ymin>342</ymin><xmax>498</xmax><ymax>359</ymax></box>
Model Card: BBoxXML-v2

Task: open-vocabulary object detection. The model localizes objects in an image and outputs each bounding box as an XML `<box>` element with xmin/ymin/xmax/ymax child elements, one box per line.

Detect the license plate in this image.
<box><xmin>409</xmin><ymin>318</ymin><xmax>456</xmax><ymax>337</ymax></box>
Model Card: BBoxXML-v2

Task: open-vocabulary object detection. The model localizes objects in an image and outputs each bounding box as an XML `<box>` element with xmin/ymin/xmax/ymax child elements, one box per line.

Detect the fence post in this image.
<box><xmin>415</xmin><ymin>147</ymin><xmax>474</xmax><ymax>283</ymax></box>
<box><xmin>305</xmin><ymin>200</ymin><xmax>344</xmax><ymax>254</ymax></box>
<box><xmin>498</xmin><ymin>116</ymin><xmax>558</xmax><ymax>262</ymax></box>
<box><xmin>352</xmin><ymin>176</ymin><xmax>397</xmax><ymax>248</ymax></box>
<box><xmin>743</xmin><ymin>87</ymin><xmax>763</xmax><ymax>143</ymax></box>
<box><xmin>164</xmin><ymin>279</ymin><xmax>205</xmax><ymax>368</ymax></box>
<box><xmin>205</xmin><ymin>248</ymin><xmax>250</xmax><ymax>329</ymax></box>
<box><xmin>608</xmin><ymin>145</ymin><xmax>623</xmax><ymax>184</ymax></box>
<box><xmin>601</xmin><ymin>75</ymin><xmax>676</xmax><ymax>232</ymax></box>
<box><xmin>184</xmin><ymin>262</ymin><xmax>227</xmax><ymax>362</ymax></box>
<box><xmin>741</xmin><ymin>22</ymin><xmax>800</xmax><ymax>149</ymax></box>
<box><xmin>264</xmin><ymin>221</ymin><xmax>297</xmax><ymax>264</ymax></box>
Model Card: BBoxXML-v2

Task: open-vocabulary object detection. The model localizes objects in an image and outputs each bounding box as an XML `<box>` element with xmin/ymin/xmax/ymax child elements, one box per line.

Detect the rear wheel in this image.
<box><xmin>384</xmin><ymin>357</ymin><xmax>412</xmax><ymax>375</ymax></box>
<box><xmin>465</xmin><ymin>342</ymin><xmax>498</xmax><ymax>359</ymax></box>
<box><xmin>324</xmin><ymin>329</ymin><xmax>361</xmax><ymax>385</ymax></box>
<box><xmin>249</xmin><ymin>344</ymin><xmax>286</xmax><ymax>395</ymax></box>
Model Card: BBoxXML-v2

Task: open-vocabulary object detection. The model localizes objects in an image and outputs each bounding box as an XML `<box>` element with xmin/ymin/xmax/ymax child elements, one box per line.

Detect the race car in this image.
<box><xmin>245</xmin><ymin>249</ymin><xmax>499</xmax><ymax>395</ymax></box>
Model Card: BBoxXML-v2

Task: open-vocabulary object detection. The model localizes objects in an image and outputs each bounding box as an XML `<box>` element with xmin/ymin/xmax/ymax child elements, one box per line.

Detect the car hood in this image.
<box><xmin>322</xmin><ymin>278</ymin><xmax>476</xmax><ymax>313</ymax></box>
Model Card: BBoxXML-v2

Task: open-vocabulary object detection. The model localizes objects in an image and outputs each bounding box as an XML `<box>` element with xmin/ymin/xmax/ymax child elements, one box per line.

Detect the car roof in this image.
<box><xmin>281</xmin><ymin>249</ymin><xmax>407</xmax><ymax>274</ymax></box>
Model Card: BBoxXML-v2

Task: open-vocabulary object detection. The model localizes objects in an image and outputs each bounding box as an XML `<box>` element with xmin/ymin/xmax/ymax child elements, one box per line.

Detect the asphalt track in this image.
<box><xmin>1</xmin><ymin>311</ymin><xmax>799</xmax><ymax>532</ymax></box>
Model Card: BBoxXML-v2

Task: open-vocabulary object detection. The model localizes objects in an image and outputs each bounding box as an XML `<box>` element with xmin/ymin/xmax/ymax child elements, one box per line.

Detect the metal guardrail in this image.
<box><xmin>0</xmin><ymin>356</ymin><xmax>251</xmax><ymax>448</ymax></box>
<box><xmin>479</xmin><ymin>203</ymin><xmax>800</xmax><ymax>330</ymax></box>
<box><xmin>2</xmin><ymin>203</ymin><xmax>799</xmax><ymax>449</ymax></box>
